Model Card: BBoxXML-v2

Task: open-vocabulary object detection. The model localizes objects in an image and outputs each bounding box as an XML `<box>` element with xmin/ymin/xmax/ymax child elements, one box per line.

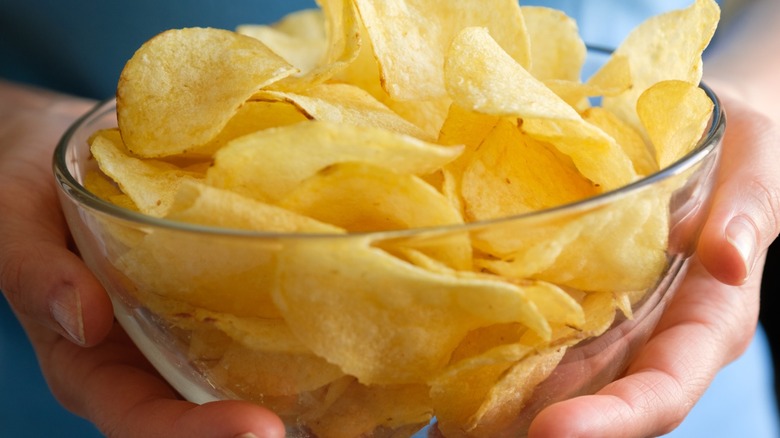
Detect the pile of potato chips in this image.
<box><xmin>84</xmin><ymin>0</ymin><xmax>721</xmax><ymax>436</ymax></box>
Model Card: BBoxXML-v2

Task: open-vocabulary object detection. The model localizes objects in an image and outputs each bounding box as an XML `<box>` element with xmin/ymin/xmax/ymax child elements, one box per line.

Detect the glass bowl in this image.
<box><xmin>53</xmin><ymin>80</ymin><xmax>724</xmax><ymax>437</ymax></box>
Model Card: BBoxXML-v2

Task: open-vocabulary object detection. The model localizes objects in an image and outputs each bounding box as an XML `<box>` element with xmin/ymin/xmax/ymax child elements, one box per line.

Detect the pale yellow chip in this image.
<box><xmin>521</xmin><ymin>6</ymin><xmax>586</xmax><ymax>82</ymax></box>
<box><xmin>444</xmin><ymin>26</ymin><xmax>637</xmax><ymax>191</ymax></box>
<box><xmin>117</xmin><ymin>27</ymin><xmax>297</xmax><ymax>157</ymax></box>
<box><xmin>278</xmin><ymin>161</ymin><xmax>464</xmax><ymax>232</ymax></box>
<box><xmin>637</xmin><ymin>80</ymin><xmax>714</xmax><ymax>169</ymax></box>
<box><xmin>254</xmin><ymin>83</ymin><xmax>431</xmax><ymax>140</ymax></box>
<box><xmin>583</xmin><ymin>106</ymin><xmax>658</xmax><ymax>177</ymax></box>
<box><xmin>237</xmin><ymin>9</ymin><xmax>327</xmax><ymax>75</ymax></box>
<box><xmin>352</xmin><ymin>0</ymin><xmax>531</xmax><ymax>100</ymax></box>
<box><xmin>269</xmin><ymin>0</ymin><xmax>362</xmax><ymax>91</ymax></box>
<box><xmin>306</xmin><ymin>380</ymin><xmax>433</xmax><ymax>438</ymax></box>
<box><xmin>460</xmin><ymin>119</ymin><xmax>598</xmax><ymax>220</ymax></box>
<box><xmin>90</xmin><ymin>130</ymin><xmax>202</xmax><ymax>217</ymax></box>
<box><xmin>601</xmin><ymin>0</ymin><xmax>720</xmax><ymax>131</ymax></box>
<box><xmin>474</xmin><ymin>187</ymin><xmax>671</xmax><ymax>293</ymax></box>
<box><xmin>273</xmin><ymin>238</ymin><xmax>550</xmax><ymax>384</ymax></box>
<box><xmin>206</xmin><ymin>120</ymin><xmax>462</xmax><ymax>203</ymax></box>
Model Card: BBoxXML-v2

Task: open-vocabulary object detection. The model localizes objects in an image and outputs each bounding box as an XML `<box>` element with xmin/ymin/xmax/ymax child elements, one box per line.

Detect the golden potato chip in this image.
<box><xmin>460</xmin><ymin>119</ymin><xmax>598</xmax><ymax>220</ymax></box>
<box><xmin>583</xmin><ymin>106</ymin><xmax>658</xmax><ymax>176</ymax></box>
<box><xmin>637</xmin><ymin>80</ymin><xmax>714</xmax><ymax>168</ymax></box>
<box><xmin>273</xmin><ymin>238</ymin><xmax>550</xmax><ymax>384</ymax></box>
<box><xmin>90</xmin><ymin>130</ymin><xmax>202</xmax><ymax>217</ymax></box>
<box><xmin>307</xmin><ymin>380</ymin><xmax>433</xmax><ymax>438</ymax></box>
<box><xmin>444</xmin><ymin>26</ymin><xmax>637</xmax><ymax>190</ymax></box>
<box><xmin>193</xmin><ymin>100</ymin><xmax>308</xmax><ymax>156</ymax></box>
<box><xmin>254</xmin><ymin>83</ymin><xmax>431</xmax><ymax>140</ymax></box>
<box><xmin>279</xmin><ymin>161</ymin><xmax>464</xmax><ymax>232</ymax></box>
<box><xmin>278</xmin><ymin>161</ymin><xmax>473</xmax><ymax>270</ymax></box>
<box><xmin>206</xmin><ymin>120</ymin><xmax>462</xmax><ymax>203</ymax></box>
<box><xmin>269</xmin><ymin>0</ymin><xmax>362</xmax><ymax>91</ymax></box>
<box><xmin>237</xmin><ymin>9</ymin><xmax>327</xmax><ymax>75</ymax></box>
<box><xmin>466</xmin><ymin>347</ymin><xmax>567</xmax><ymax>437</ymax></box>
<box><xmin>117</xmin><ymin>27</ymin><xmax>297</xmax><ymax>157</ymax></box>
<box><xmin>352</xmin><ymin>0</ymin><xmax>531</xmax><ymax>100</ymax></box>
<box><xmin>521</xmin><ymin>6</ymin><xmax>586</xmax><ymax>82</ymax></box>
<box><xmin>474</xmin><ymin>188</ymin><xmax>670</xmax><ymax>293</ymax></box>
<box><xmin>601</xmin><ymin>0</ymin><xmax>720</xmax><ymax>131</ymax></box>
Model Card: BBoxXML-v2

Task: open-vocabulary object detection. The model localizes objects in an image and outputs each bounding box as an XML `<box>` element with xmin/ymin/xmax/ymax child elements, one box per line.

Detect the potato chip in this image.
<box><xmin>237</xmin><ymin>10</ymin><xmax>327</xmax><ymax>75</ymax></box>
<box><xmin>521</xmin><ymin>6</ymin><xmax>586</xmax><ymax>82</ymax></box>
<box><xmin>307</xmin><ymin>380</ymin><xmax>433</xmax><ymax>438</ymax></box>
<box><xmin>474</xmin><ymin>187</ymin><xmax>670</xmax><ymax>293</ymax></box>
<box><xmin>352</xmin><ymin>0</ymin><xmax>531</xmax><ymax>100</ymax></box>
<box><xmin>117</xmin><ymin>27</ymin><xmax>297</xmax><ymax>157</ymax></box>
<box><xmin>254</xmin><ymin>83</ymin><xmax>431</xmax><ymax>140</ymax></box>
<box><xmin>601</xmin><ymin>0</ymin><xmax>720</xmax><ymax>131</ymax></box>
<box><xmin>206</xmin><ymin>120</ymin><xmax>462</xmax><ymax>203</ymax></box>
<box><xmin>279</xmin><ymin>161</ymin><xmax>463</xmax><ymax>232</ymax></box>
<box><xmin>460</xmin><ymin>119</ymin><xmax>598</xmax><ymax>220</ymax></box>
<box><xmin>90</xmin><ymin>130</ymin><xmax>203</xmax><ymax>217</ymax></box>
<box><xmin>268</xmin><ymin>0</ymin><xmax>362</xmax><ymax>91</ymax></box>
<box><xmin>583</xmin><ymin>106</ymin><xmax>658</xmax><ymax>177</ymax></box>
<box><xmin>273</xmin><ymin>238</ymin><xmax>550</xmax><ymax>384</ymax></box>
<box><xmin>637</xmin><ymin>80</ymin><xmax>714</xmax><ymax>168</ymax></box>
<box><xmin>444</xmin><ymin>26</ymin><xmax>637</xmax><ymax>190</ymax></box>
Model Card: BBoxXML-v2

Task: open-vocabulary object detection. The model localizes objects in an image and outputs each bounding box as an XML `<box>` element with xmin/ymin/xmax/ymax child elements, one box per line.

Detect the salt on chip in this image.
<box><xmin>351</xmin><ymin>0</ymin><xmax>531</xmax><ymax>101</ymax></box>
<box><xmin>117</xmin><ymin>27</ymin><xmax>297</xmax><ymax>157</ymax></box>
<box><xmin>206</xmin><ymin>120</ymin><xmax>462</xmax><ymax>203</ymax></box>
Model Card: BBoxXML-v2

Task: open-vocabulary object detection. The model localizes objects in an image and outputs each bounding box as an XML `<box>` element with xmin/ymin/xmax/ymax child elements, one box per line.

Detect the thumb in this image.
<box><xmin>697</xmin><ymin>92</ymin><xmax>780</xmax><ymax>285</ymax></box>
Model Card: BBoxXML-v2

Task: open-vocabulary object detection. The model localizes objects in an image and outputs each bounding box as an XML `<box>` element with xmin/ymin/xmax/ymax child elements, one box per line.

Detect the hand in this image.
<box><xmin>528</xmin><ymin>90</ymin><xmax>780</xmax><ymax>437</ymax></box>
<box><xmin>0</xmin><ymin>80</ymin><xmax>286</xmax><ymax>438</ymax></box>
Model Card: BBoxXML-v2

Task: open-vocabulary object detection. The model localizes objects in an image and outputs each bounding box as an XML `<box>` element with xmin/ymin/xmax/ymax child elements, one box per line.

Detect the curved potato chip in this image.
<box><xmin>461</xmin><ymin>119</ymin><xmax>597</xmax><ymax>220</ymax></box>
<box><xmin>521</xmin><ymin>6</ymin><xmax>586</xmax><ymax>82</ymax></box>
<box><xmin>352</xmin><ymin>0</ymin><xmax>531</xmax><ymax>101</ymax></box>
<box><xmin>601</xmin><ymin>0</ymin><xmax>720</xmax><ymax>131</ymax></box>
<box><xmin>278</xmin><ymin>162</ymin><xmax>464</xmax><ymax>232</ymax></box>
<box><xmin>273</xmin><ymin>238</ymin><xmax>550</xmax><ymax>384</ymax></box>
<box><xmin>237</xmin><ymin>9</ymin><xmax>327</xmax><ymax>74</ymax></box>
<box><xmin>444</xmin><ymin>26</ymin><xmax>637</xmax><ymax>190</ymax></box>
<box><xmin>207</xmin><ymin>120</ymin><xmax>462</xmax><ymax>202</ymax></box>
<box><xmin>254</xmin><ymin>83</ymin><xmax>431</xmax><ymax>140</ymax></box>
<box><xmin>637</xmin><ymin>80</ymin><xmax>714</xmax><ymax>169</ymax></box>
<box><xmin>90</xmin><ymin>130</ymin><xmax>202</xmax><ymax>217</ymax></box>
<box><xmin>117</xmin><ymin>27</ymin><xmax>297</xmax><ymax>157</ymax></box>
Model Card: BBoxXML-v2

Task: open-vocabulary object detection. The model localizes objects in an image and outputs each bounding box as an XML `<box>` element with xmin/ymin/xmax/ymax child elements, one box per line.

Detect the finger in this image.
<box><xmin>697</xmin><ymin>92</ymin><xmax>780</xmax><ymax>285</ymax></box>
<box><xmin>24</xmin><ymin>320</ymin><xmax>286</xmax><ymax>438</ymax></box>
<box><xmin>0</xmin><ymin>86</ymin><xmax>112</xmax><ymax>346</ymax></box>
<box><xmin>529</xmin><ymin>259</ymin><xmax>761</xmax><ymax>437</ymax></box>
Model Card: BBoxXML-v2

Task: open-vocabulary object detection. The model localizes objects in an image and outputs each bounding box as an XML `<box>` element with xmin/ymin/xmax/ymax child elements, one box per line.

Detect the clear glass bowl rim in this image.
<box><xmin>53</xmin><ymin>83</ymin><xmax>726</xmax><ymax>241</ymax></box>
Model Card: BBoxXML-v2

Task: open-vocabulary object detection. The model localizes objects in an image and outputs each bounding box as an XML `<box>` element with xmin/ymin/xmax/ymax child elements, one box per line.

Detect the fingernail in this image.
<box><xmin>234</xmin><ymin>434</ymin><xmax>258</xmax><ymax>438</ymax></box>
<box><xmin>726</xmin><ymin>216</ymin><xmax>757</xmax><ymax>282</ymax></box>
<box><xmin>50</xmin><ymin>286</ymin><xmax>86</xmax><ymax>345</ymax></box>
